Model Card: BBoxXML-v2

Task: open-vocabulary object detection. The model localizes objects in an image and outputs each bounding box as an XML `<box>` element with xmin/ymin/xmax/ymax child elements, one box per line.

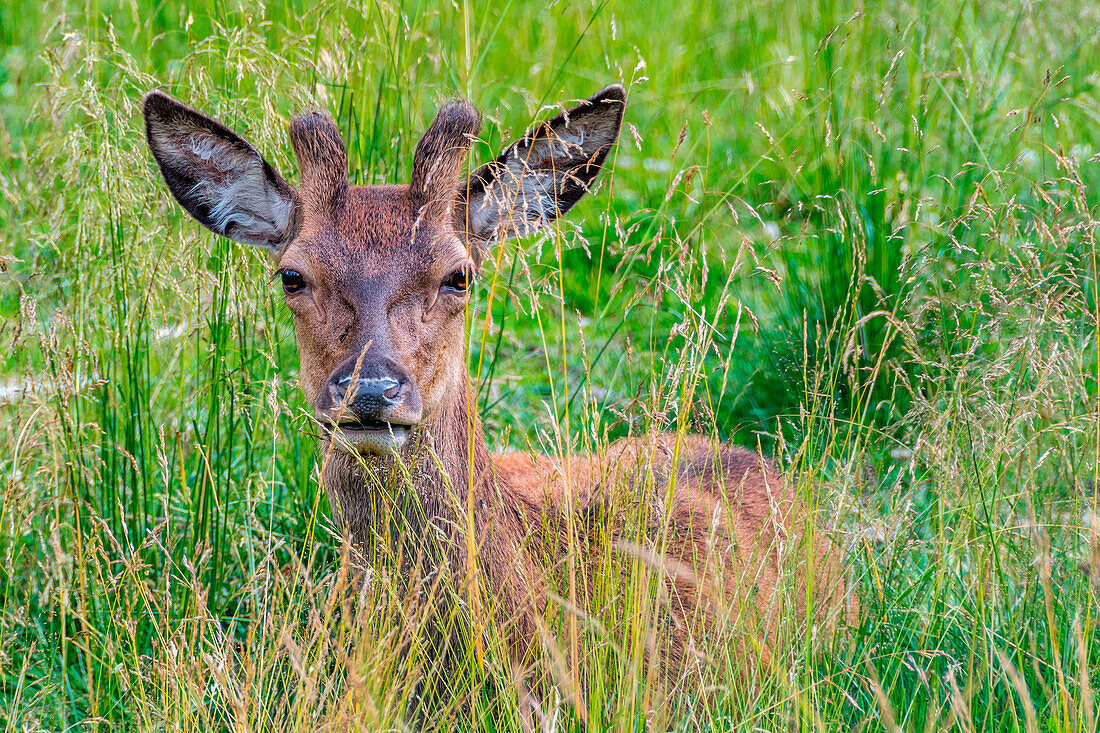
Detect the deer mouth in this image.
<box><xmin>335</xmin><ymin>418</ymin><xmax>398</xmax><ymax>432</ymax></box>
<box><xmin>323</xmin><ymin>418</ymin><xmax>412</xmax><ymax>455</ymax></box>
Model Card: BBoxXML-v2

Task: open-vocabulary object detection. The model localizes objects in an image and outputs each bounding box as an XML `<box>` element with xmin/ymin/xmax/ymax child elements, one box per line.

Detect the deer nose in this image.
<box><xmin>316</xmin><ymin>356</ymin><xmax>424</xmax><ymax>445</ymax></box>
<box><xmin>333</xmin><ymin>375</ymin><xmax>405</xmax><ymax>410</ymax></box>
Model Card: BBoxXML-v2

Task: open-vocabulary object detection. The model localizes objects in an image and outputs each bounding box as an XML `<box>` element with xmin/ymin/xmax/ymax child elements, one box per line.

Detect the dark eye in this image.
<box><xmin>441</xmin><ymin>267</ymin><xmax>471</xmax><ymax>294</ymax></box>
<box><xmin>280</xmin><ymin>269</ymin><xmax>306</xmax><ymax>294</ymax></box>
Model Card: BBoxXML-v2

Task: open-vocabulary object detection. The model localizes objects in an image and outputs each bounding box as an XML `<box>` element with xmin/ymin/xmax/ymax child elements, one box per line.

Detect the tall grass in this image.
<box><xmin>2</xmin><ymin>0</ymin><xmax>1100</xmax><ymax>730</ymax></box>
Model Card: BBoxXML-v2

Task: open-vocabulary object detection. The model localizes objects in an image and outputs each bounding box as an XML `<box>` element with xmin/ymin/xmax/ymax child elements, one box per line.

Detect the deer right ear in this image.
<box><xmin>453</xmin><ymin>84</ymin><xmax>625</xmax><ymax>264</ymax></box>
<box><xmin>143</xmin><ymin>91</ymin><xmax>298</xmax><ymax>251</ymax></box>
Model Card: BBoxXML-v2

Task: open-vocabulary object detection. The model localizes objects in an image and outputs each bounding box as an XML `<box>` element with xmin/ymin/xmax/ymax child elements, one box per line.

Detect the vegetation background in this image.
<box><xmin>2</xmin><ymin>0</ymin><xmax>1100</xmax><ymax>729</ymax></box>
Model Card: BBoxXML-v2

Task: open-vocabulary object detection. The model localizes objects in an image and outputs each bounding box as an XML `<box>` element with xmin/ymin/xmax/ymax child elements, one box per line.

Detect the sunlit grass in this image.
<box><xmin>2</xmin><ymin>0</ymin><xmax>1100</xmax><ymax>730</ymax></box>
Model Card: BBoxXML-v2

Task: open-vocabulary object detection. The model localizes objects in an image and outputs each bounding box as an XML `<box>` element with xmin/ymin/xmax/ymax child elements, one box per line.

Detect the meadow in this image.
<box><xmin>2</xmin><ymin>0</ymin><xmax>1100</xmax><ymax>729</ymax></box>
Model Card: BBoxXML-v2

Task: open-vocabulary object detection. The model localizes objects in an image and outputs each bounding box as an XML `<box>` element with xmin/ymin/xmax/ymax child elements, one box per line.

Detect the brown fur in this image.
<box><xmin>143</xmin><ymin>85</ymin><xmax>852</xmax><ymax>715</ymax></box>
<box><xmin>289</xmin><ymin>111</ymin><xmax>348</xmax><ymax>215</ymax></box>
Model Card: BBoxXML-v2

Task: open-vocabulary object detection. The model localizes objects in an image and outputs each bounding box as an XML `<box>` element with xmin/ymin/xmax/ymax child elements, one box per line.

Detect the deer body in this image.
<box><xmin>143</xmin><ymin>84</ymin><xmax>846</xmax><ymax>700</ymax></box>
<box><xmin>320</xmin><ymin>393</ymin><xmax>796</xmax><ymax>675</ymax></box>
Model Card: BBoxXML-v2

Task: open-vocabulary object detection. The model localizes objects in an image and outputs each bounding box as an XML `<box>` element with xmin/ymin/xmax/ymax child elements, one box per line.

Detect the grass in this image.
<box><xmin>2</xmin><ymin>0</ymin><xmax>1100</xmax><ymax>729</ymax></box>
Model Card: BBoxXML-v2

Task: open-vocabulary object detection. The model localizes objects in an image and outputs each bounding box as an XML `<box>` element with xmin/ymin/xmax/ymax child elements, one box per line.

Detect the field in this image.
<box><xmin>2</xmin><ymin>0</ymin><xmax>1100</xmax><ymax>729</ymax></box>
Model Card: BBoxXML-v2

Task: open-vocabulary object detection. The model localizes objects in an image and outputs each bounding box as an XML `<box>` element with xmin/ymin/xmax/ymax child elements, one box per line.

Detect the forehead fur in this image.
<box><xmin>285</xmin><ymin>104</ymin><xmax>478</xmax><ymax>268</ymax></box>
<box><xmin>285</xmin><ymin>185</ymin><xmax>465</xmax><ymax>274</ymax></box>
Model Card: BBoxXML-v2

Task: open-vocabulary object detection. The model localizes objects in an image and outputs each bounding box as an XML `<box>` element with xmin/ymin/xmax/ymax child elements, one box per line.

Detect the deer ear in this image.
<box><xmin>143</xmin><ymin>91</ymin><xmax>298</xmax><ymax>251</ymax></box>
<box><xmin>453</xmin><ymin>84</ymin><xmax>625</xmax><ymax>260</ymax></box>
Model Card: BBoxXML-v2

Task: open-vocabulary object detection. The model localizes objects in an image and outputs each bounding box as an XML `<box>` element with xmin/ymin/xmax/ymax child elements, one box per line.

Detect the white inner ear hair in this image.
<box><xmin>470</xmin><ymin>130</ymin><xmax>598</xmax><ymax>240</ymax></box>
<box><xmin>471</xmin><ymin>163</ymin><xmax>557</xmax><ymax>240</ymax></box>
<box><xmin>518</xmin><ymin>128</ymin><xmax>589</xmax><ymax>168</ymax></box>
<box><xmin>168</xmin><ymin>131</ymin><xmax>292</xmax><ymax>245</ymax></box>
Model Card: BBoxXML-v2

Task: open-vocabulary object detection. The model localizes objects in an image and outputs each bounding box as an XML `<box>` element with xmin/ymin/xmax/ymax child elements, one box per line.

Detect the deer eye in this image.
<box><xmin>279</xmin><ymin>269</ymin><xmax>306</xmax><ymax>294</ymax></box>
<box><xmin>441</xmin><ymin>267</ymin><xmax>471</xmax><ymax>294</ymax></box>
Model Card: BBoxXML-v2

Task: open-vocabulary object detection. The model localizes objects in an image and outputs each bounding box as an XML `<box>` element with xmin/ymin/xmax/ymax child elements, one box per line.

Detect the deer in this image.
<box><xmin>142</xmin><ymin>83</ymin><xmax>851</xmax><ymax>723</ymax></box>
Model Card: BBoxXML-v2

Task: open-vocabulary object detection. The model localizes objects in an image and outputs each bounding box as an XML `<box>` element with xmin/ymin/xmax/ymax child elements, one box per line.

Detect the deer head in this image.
<box><xmin>143</xmin><ymin>86</ymin><xmax>625</xmax><ymax>456</ymax></box>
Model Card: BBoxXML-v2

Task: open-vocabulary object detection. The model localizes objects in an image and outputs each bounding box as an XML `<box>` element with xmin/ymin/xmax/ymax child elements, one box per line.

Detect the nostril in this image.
<box><xmin>329</xmin><ymin>382</ymin><xmax>347</xmax><ymax>404</ymax></box>
<box><xmin>382</xmin><ymin>380</ymin><xmax>403</xmax><ymax>403</ymax></box>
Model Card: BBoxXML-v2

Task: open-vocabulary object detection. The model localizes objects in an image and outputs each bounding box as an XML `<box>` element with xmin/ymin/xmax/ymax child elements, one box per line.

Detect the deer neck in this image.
<box><xmin>319</xmin><ymin>376</ymin><xmax>499</xmax><ymax>571</ymax></box>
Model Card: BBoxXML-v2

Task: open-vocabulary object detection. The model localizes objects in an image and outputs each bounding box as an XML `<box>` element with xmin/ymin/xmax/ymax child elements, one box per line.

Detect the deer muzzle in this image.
<box><xmin>315</xmin><ymin>371</ymin><xmax>423</xmax><ymax>455</ymax></box>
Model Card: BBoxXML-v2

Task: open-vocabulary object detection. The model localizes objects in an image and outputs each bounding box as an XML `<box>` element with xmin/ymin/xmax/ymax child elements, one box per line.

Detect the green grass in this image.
<box><xmin>2</xmin><ymin>0</ymin><xmax>1100</xmax><ymax>729</ymax></box>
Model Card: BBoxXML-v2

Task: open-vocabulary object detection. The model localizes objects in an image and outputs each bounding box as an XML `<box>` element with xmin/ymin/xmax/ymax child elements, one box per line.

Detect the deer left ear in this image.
<box><xmin>143</xmin><ymin>90</ymin><xmax>299</xmax><ymax>252</ymax></box>
<box><xmin>453</xmin><ymin>84</ymin><xmax>626</xmax><ymax>262</ymax></box>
